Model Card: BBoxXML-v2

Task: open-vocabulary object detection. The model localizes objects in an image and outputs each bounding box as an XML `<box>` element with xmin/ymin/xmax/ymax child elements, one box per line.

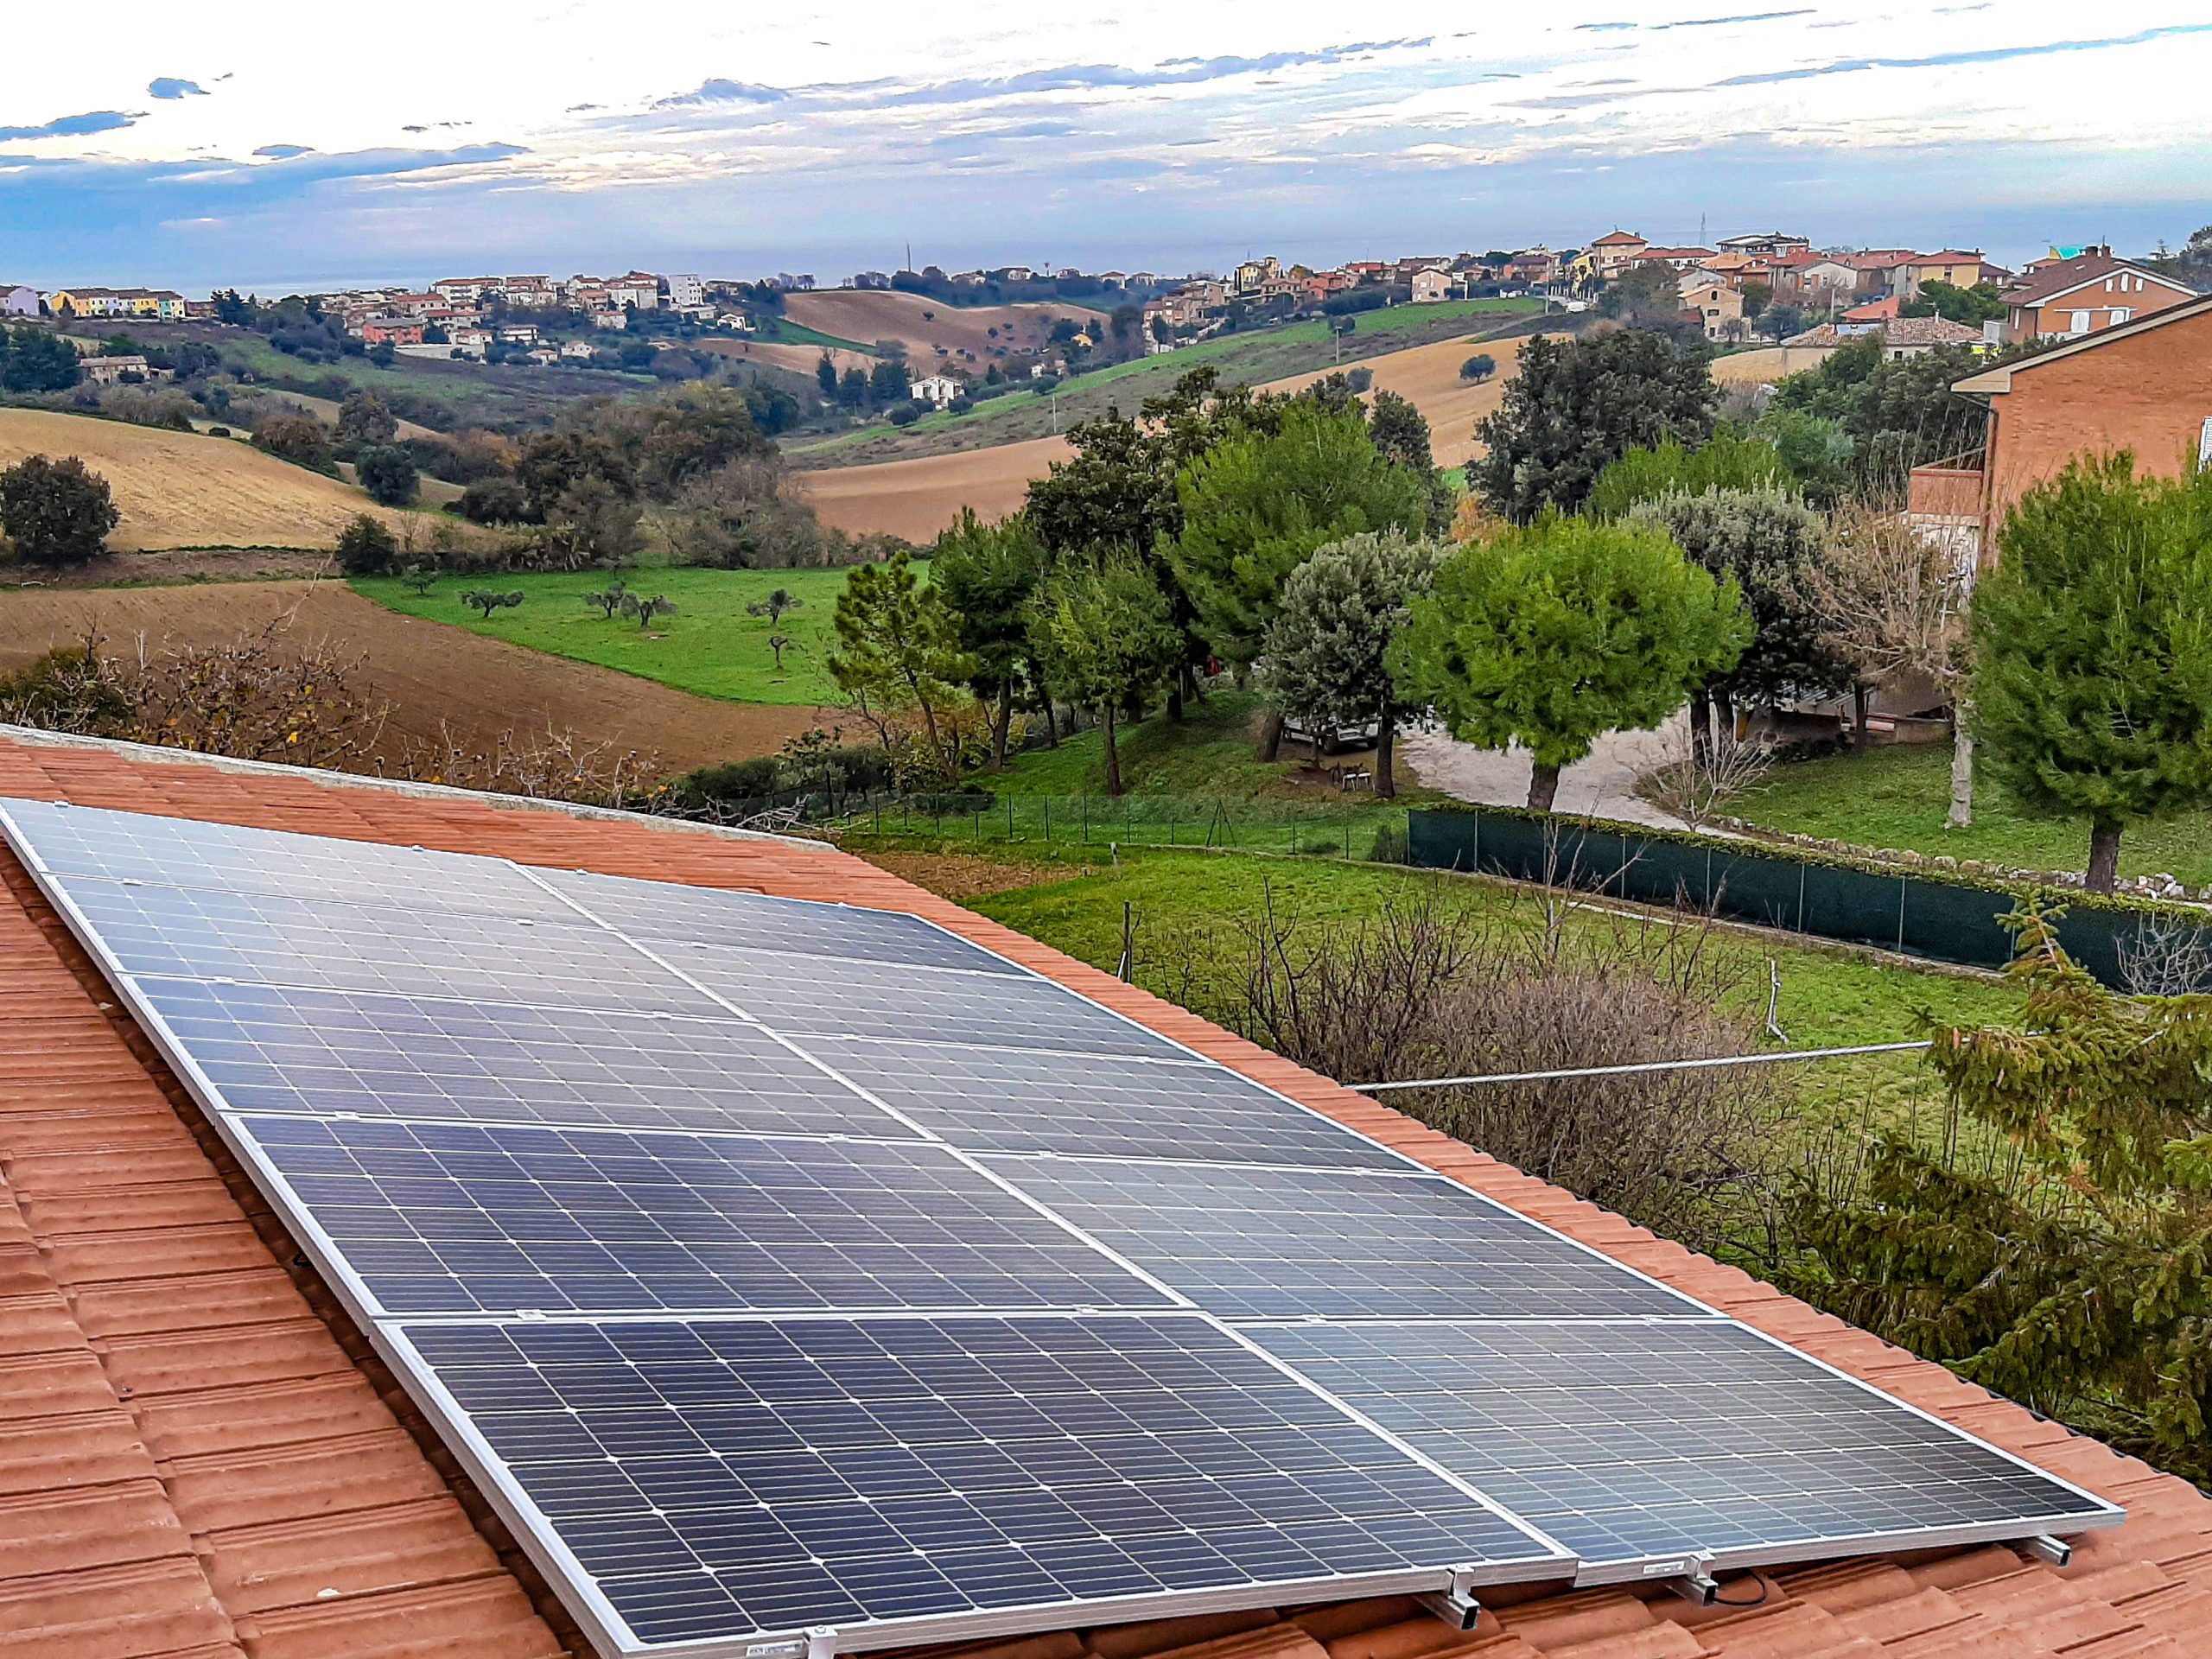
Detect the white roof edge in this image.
<box><xmin>0</xmin><ymin>723</ymin><xmax>826</xmax><ymax>849</ymax></box>
<box><xmin>1953</xmin><ymin>291</ymin><xmax>2212</xmax><ymax>394</ymax></box>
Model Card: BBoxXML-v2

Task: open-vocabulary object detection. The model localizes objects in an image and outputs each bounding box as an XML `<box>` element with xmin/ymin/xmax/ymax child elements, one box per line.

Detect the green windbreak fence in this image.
<box><xmin>1408</xmin><ymin>807</ymin><xmax>2209</xmax><ymax>991</ymax></box>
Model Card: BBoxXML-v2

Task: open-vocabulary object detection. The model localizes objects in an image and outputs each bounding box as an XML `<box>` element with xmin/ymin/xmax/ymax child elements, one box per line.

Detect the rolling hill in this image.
<box><xmin>784</xmin><ymin>290</ymin><xmax>1103</xmax><ymax>369</ymax></box>
<box><xmin>0</xmin><ymin>408</ymin><xmax>405</xmax><ymax>551</ymax></box>
<box><xmin>801</xmin><ymin>333</ymin><xmax>1546</xmax><ymax>541</ymax></box>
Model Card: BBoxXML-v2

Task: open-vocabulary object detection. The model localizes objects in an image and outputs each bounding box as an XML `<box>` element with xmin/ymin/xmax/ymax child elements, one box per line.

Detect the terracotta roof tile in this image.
<box><xmin>3</xmin><ymin>730</ymin><xmax>2212</xmax><ymax>1659</ymax></box>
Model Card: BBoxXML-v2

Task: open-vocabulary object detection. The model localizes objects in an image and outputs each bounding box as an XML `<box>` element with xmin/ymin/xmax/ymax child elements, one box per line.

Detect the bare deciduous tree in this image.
<box><xmin>1811</xmin><ymin>497</ymin><xmax>1975</xmax><ymax>821</ymax></box>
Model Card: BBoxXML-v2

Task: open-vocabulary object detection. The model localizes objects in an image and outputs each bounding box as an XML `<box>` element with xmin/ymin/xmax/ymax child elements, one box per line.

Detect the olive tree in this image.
<box><xmin>1259</xmin><ymin>531</ymin><xmax>1443</xmax><ymax>798</ymax></box>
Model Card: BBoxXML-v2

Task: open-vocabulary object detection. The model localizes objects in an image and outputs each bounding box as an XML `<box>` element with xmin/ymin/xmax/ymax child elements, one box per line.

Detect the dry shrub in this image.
<box><xmin>1196</xmin><ymin>880</ymin><xmax>1787</xmax><ymax>1255</ymax></box>
<box><xmin>1640</xmin><ymin>728</ymin><xmax>1777</xmax><ymax>825</ymax></box>
<box><xmin>0</xmin><ymin>624</ymin><xmax>661</xmax><ymax>810</ymax></box>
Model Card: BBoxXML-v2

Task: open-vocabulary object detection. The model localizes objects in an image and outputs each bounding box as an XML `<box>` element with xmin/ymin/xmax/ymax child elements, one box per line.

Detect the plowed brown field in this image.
<box><xmin>690</xmin><ymin>337</ymin><xmax>875</xmax><ymax>377</ymax></box>
<box><xmin>0</xmin><ymin>581</ymin><xmax>819</xmax><ymax>770</ymax></box>
<box><xmin>0</xmin><ymin>409</ymin><xmax>404</xmax><ymax>551</ymax></box>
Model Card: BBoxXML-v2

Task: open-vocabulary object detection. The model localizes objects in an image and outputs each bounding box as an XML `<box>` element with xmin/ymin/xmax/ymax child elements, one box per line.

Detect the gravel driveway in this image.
<box><xmin>1400</xmin><ymin>714</ymin><xmax>1695</xmax><ymax>831</ymax></box>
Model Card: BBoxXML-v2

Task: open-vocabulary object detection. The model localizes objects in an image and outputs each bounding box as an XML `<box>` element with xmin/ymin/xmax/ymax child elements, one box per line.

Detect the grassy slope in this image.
<box><xmin>1741</xmin><ymin>745</ymin><xmax>2212</xmax><ymax>888</ymax></box>
<box><xmin>788</xmin><ymin>299</ymin><xmax>1544</xmax><ymax>467</ymax></box>
<box><xmin>353</xmin><ymin>566</ymin><xmax>871</xmax><ymax>705</ymax></box>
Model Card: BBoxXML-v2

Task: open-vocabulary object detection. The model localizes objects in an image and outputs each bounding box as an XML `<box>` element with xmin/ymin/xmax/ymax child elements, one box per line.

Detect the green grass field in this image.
<box><xmin>758</xmin><ymin>319</ymin><xmax>876</xmax><ymax>354</ymax></box>
<box><xmin>850</xmin><ymin>836</ymin><xmax>2021</xmax><ymax>1128</ymax></box>
<box><xmin>1739</xmin><ymin>745</ymin><xmax>2212</xmax><ymax>888</ymax></box>
<box><xmin>788</xmin><ymin>299</ymin><xmax>1546</xmax><ymax>467</ymax></box>
<box><xmin>353</xmin><ymin>566</ymin><xmax>876</xmax><ymax>705</ymax></box>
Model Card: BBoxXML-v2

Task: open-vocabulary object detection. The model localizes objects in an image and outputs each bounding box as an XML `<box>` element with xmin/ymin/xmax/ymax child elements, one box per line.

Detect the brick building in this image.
<box><xmin>1907</xmin><ymin>291</ymin><xmax>2212</xmax><ymax>558</ymax></box>
<box><xmin>1995</xmin><ymin>247</ymin><xmax>2196</xmax><ymax>344</ymax></box>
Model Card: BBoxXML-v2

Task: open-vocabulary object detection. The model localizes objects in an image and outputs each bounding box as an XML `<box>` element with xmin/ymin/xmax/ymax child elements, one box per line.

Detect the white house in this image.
<box><xmin>432</xmin><ymin>277</ymin><xmax>496</xmax><ymax>304</ymax></box>
<box><xmin>1</xmin><ymin>284</ymin><xmax>37</xmax><ymax>316</ymax></box>
<box><xmin>590</xmin><ymin>309</ymin><xmax>628</xmax><ymax>331</ymax></box>
<box><xmin>1409</xmin><ymin>266</ymin><xmax>1452</xmax><ymax>303</ymax></box>
<box><xmin>497</xmin><ymin>322</ymin><xmax>540</xmax><ymax>344</ymax></box>
<box><xmin>608</xmin><ymin>273</ymin><xmax>660</xmax><ymax>309</ymax></box>
<box><xmin>559</xmin><ymin>339</ymin><xmax>596</xmax><ymax>361</ymax></box>
<box><xmin>910</xmin><ymin>373</ymin><xmax>963</xmax><ymax>407</ymax></box>
<box><xmin>664</xmin><ymin>272</ymin><xmax>704</xmax><ymax>308</ymax></box>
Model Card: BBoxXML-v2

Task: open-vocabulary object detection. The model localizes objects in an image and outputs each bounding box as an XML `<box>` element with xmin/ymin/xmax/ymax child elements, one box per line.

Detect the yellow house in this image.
<box><xmin>45</xmin><ymin>288</ymin><xmax>127</xmax><ymax>318</ymax></box>
<box><xmin>124</xmin><ymin>289</ymin><xmax>188</xmax><ymax>320</ymax></box>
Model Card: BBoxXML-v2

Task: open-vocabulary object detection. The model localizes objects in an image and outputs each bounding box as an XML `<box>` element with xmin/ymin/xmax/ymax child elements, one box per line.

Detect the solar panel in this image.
<box><xmin>51</xmin><ymin>876</ymin><xmax>728</xmax><ymax>1016</ymax></box>
<box><xmin>545</xmin><ymin>868</ymin><xmax>1027</xmax><ymax>976</ymax></box>
<box><xmin>235</xmin><ymin>1115</ymin><xmax>1176</xmax><ymax>1317</ymax></box>
<box><xmin>134</xmin><ymin>978</ymin><xmax>906</xmax><ymax>1139</ymax></box>
<box><xmin>795</xmin><ymin>1036</ymin><xmax>1411</xmax><ymax>1169</ymax></box>
<box><xmin>654</xmin><ymin>938</ymin><xmax>1187</xmax><ymax>1058</ymax></box>
<box><xmin>0</xmin><ymin>796</ymin><xmax>2128</xmax><ymax>1656</ymax></box>
<box><xmin>0</xmin><ymin>797</ymin><xmax>575</xmax><ymax>920</ymax></box>
<box><xmin>1248</xmin><ymin>1320</ymin><xmax>2121</xmax><ymax>1575</ymax></box>
<box><xmin>980</xmin><ymin>1155</ymin><xmax>1706</xmax><ymax>1321</ymax></box>
<box><xmin>392</xmin><ymin>1314</ymin><xmax>1569</xmax><ymax>1649</ymax></box>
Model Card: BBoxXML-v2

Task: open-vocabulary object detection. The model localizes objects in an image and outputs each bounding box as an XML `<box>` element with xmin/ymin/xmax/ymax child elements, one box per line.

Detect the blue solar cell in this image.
<box><xmin>51</xmin><ymin>876</ymin><xmax>726</xmax><ymax>1016</ymax></box>
<box><xmin>1248</xmin><ymin>1320</ymin><xmax>2122</xmax><ymax>1570</ymax></box>
<box><xmin>980</xmin><ymin>1154</ymin><xmax>1705</xmax><ymax>1320</ymax></box>
<box><xmin>135</xmin><ymin>977</ymin><xmax>902</xmax><ymax>1139</ymax></box>
<box><xmin>238</xmin><ymin>1115</ymin><xmax>1173</xmax><ymax>1317</ymax></box>
<box><xmin>655</xmin><ymin>938</ymin><xmax>1185</xmax><ymax>1058</ymax></box>
<box><xmin>0</xmin><ymin>797</ymin><xmax>573</xmax><ymax>919</ymax></box>
<box><xmin>543</xmin><ymin>868</ymin><xmax>1024</xmax><ymax>976</ymax></box>
<box><xmin>792</xmin><ymin>1036</ymin><xmax>1411</xmax><ymax>1168</ymax></box>
<box><xmin>399</xmin><ymin>1315</ymin><xmax>1566</xmax><ymax>1645</ymax></box>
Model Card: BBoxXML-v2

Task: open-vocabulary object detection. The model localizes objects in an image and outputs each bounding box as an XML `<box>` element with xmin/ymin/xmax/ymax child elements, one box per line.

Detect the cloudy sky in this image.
<box><xmin>4</xmin><ymin>3</ymin><xmax>2209</xmax><ymax>291</ymax></box>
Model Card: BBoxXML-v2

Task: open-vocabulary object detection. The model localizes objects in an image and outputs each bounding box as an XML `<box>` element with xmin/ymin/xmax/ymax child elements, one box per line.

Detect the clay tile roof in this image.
<box><xmin>1590</xmin><ymin>232</ymin><xmax>1646</xmax><ymax>247</ymax></box>
<box><xmin>1999</xmin><ymin>251</ymin><xmax>2195</xmax><ymax>306</ymax></box>
<box><xmin>3</xmin><ymin>728</ymin><xmax>2211</xmax><ymax>1659</ymax></box>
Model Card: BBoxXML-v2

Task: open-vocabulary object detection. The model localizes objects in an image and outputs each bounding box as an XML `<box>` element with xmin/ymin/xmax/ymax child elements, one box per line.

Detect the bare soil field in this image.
<box><xmin>689</xmin><ymin>337</ymin><xmax>875</xmax><ymax>378</ymax></box>
<box><xmin>800</xmin><ymin>435</ymin><xmax>1071</xmax><ymax>541</ymax></box>
<box><xmin>785</xmin><ymin>291</ymin><xmax>1103</xmax><ymax>370</ymax></box>
<box><xmin>1710</xmin><ymin>345</ymin><xmax>1837</xmax><ymax>385</ymax></box>
<box><xmin>801</xmin><ymin>334</ymin><xmax>1544</xmax><ymax>540</ymax></box>
<box><xmin>1255</xmin><ymin>333</ymin><xmax>1543</xmax><ymax>468</ymax></box>
<box><xmin>0</xmin><ymin>581</ymin><xmax>821</xmax><ymax>771</ymax></box>
<box><xmin>0</xmin><ymin>409</ymin><xmax>404</xmax><ymax>551</ymax></box>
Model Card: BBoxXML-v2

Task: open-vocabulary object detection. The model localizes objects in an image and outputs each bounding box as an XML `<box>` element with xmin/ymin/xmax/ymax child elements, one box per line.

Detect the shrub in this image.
<box><xmin>334</xmin><ymin>513</ymin><xmax>399</xmax><ymax>576</ymax></box>
<box><xmin>251</xmin><ymin>412</ymin><xmax>335</xmax><ymax>471</ymax></box>
<box><xmin>0</xmin><ymin>454</ymin><xmax>121</xmax><ymax>568</ymax></box>
<box><xmin>459</xmin><ymin>475</ymin><xmax>530</xmax><ymax>524</ymax></box>
<box><xmin>353</xmin><ymin>445</ymin><xmax>419</xmax><ymax>506</ymax></box>
<box><xmin>887</xmin><ymin>401</ymin><xmax>922</xmax><ymax>426</ymax></box>
<box><xmin>1459</xmin><ymin>353</ymin><xmax>1497</xmax><ymax>383</ymax></box>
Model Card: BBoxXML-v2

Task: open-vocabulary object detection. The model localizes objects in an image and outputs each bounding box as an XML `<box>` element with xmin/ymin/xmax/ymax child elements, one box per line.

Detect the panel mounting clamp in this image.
<box><xmin>1417</xmin><ymin>1567</ymin><xmax>1487</xmax><ymax>1631</ymax></box>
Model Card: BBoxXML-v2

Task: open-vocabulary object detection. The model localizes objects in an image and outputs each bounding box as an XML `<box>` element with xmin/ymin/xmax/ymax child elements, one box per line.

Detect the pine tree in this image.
<box><xmin>1789</xmin><ymin>901</ymin><xmax>2212</xmax><ymax>1478</ymax></box>
<box><xmin>1971</xmin><ymin>456</ymin><xmax>2212</xmax><ymax>893</ymax></box>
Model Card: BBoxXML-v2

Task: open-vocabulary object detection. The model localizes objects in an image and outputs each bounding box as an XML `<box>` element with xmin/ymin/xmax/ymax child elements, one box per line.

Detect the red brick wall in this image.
<box><xmin>1982</xmin><ymin>305</ymin><xmax>2212</xmax><ymax>551</ymax></box>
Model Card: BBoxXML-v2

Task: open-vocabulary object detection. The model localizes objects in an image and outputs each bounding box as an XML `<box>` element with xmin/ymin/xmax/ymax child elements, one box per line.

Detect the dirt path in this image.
<box><xmin>0</xmin><ymin>581</ymin><xmax>823</xmax><ymax>772</ymax></box>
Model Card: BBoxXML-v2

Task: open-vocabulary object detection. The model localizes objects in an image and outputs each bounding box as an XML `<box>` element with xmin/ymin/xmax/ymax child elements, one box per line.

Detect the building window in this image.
<box><xmin>2070</xmin><ymin>310</ymin><xmax>2092</xmax><ymax>334</ymax></box>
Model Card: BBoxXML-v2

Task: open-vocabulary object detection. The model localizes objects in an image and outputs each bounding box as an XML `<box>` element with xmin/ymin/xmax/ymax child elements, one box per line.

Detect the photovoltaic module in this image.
<box><xmin>0</xmin><ymin>797</ymin><xmax>2122</xmax><ymax>1659</ymax></box>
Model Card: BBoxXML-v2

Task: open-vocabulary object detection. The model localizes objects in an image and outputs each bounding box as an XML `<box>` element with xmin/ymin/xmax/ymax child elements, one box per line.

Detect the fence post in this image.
<box><xmin>1897</xmin><ymin>876</ymin><xmax>1908</xmax><ymax>951</ymax></box>
<box><xmin>1043</xmin><ymin>798</ymin><xmax>1051</xmax><ymax>843</ymax></box>
<box><xmin>1007</xmin><ymin>795</ymin><xmax>1014</xmax><ymax>840</ymax></box>
<box><xmin>1082</xmin><ymin>796</ymin><xmax>1089</xmax><ymax>843</ymax></box>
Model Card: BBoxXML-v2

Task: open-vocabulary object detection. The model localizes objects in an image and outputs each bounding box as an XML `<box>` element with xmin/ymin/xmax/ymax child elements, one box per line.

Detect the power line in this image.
<box><xmin>1344</xmin><ymin>1040</ymin><xmax>1934</xmax><ymax>1092</ymax></box>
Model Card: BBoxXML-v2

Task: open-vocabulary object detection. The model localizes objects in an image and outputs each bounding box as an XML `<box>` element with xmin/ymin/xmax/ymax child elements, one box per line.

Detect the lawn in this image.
<box><xmin>1739</xmin><ymin>744</ymin><xmax>2212</xmax><ymax>889</ymax></box>
<box><xmin>787</xmin><ymin>299</ymin><xmax>1545</xmax><ymax>466</ymax></box>
<box><xmin>353</xmin><ymin>565</ymin><xmax>874</xmax><ymax>705</ymax></box>
<box><xmin>849</xmin><ymin>836</ymin><xmax>2023</xmax><ymax>1128</ymax></box>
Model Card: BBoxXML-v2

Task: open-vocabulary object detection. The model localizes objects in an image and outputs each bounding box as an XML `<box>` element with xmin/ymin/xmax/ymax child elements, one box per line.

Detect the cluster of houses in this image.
<box><xmin>1131</xmin><ymin>232</ymin><xmax>2201</xmax><ymax>361</ymax></box>
<box><xmin>3</xmin><ymin>284</ymin><xmax>197</xmax><ymax>321</ymax></box>
<box><xmin>328</xmin><ymin>271</ymin><xmax>740</xmax><ymax>364</ymax></box>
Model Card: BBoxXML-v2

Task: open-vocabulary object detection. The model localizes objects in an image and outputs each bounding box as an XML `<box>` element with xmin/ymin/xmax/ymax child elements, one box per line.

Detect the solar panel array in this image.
<box><xmin>0</xmin><ymin>797</ymin><xmax>2123</xmax><ymax>1659</ymax></box>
